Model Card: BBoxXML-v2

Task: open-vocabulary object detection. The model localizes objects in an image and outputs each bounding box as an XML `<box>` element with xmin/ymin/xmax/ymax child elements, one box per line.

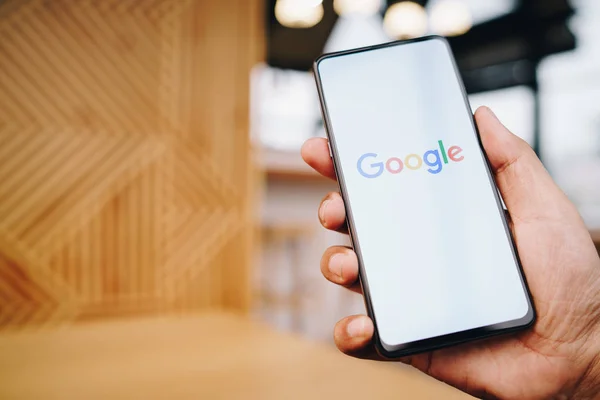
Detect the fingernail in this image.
<box><xmin>319</xmin><ymin>199</ymin><xmax>330</xmax><ymax>227</ymax></box>
<box><xmin>347</xmin><ymin>318</ymin><xmax>366</xmax><ymax>338</ymax></box>
<box><xmin>328</xmin><ymin>253</ymin><xmax>344</xmax><ymax>279</ymax></box>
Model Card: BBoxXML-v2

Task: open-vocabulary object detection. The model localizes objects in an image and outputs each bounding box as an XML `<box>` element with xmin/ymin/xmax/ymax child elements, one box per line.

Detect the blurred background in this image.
<box><xmin>0</xmin><ymin>0</ymin><xmax>599</xmax><ymax>398</ymax></box>
<box><xmin>255</xmin><ymin>0</ymin><xmax>600</xmax><ymax>340</ymax></box>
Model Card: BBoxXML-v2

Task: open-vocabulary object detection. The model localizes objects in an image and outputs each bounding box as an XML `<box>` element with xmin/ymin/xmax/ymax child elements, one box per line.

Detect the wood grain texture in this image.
<box><xmin>0</xmin><ymin>0</ymin><xmax>262</xmax><ymax>329</ymax></box>
<box><xmin>0</xmin><ymin>312</ymin><xmax>472</xmax><ymax>399</ymax></box>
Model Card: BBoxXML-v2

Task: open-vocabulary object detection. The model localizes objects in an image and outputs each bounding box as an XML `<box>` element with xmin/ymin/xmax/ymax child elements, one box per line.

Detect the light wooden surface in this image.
<box><xmin>0</xmin><ymin>312</ymin><xmax>470</xmax><ymax>400</ymax></box>
<box><xmin>0</xmin><ymin>0</ymin><xmax>262</xmax><ymax>328</ymax></box>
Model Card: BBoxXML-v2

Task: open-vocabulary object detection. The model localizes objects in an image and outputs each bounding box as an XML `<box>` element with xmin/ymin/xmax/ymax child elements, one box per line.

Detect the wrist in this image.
<box><xmin>571</xmin><ymin>333</ymin><xmax>600</xmax><ymax>399</ymax></box>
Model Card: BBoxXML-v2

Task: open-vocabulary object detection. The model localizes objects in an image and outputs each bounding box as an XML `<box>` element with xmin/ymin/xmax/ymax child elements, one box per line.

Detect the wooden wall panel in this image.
<box><xmin>0</xmin><ymin>0</ymin><xmax>263</xmax><ymax>329</ymax></box>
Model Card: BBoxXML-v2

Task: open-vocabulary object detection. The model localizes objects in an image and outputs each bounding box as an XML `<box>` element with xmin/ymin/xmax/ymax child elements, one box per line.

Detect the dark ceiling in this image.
<box><xmin>266</xmin><ymin>0</ymin><xmax>576</xmax><ymax>94</ymax></box>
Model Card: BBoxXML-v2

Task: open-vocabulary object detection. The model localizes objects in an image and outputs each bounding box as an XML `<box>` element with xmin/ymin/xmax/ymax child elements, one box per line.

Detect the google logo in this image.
<box><xmin>357</xmin><ymin>140</ymin><xmax>464</xmax><ymax>178</ymax></box>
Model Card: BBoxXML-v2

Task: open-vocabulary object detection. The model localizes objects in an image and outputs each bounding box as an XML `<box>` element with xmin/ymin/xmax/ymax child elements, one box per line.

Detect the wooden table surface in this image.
<box><xmin>0</xmin><ymin>312</ymin><xmax>470</xmax><ymax>399</ymax></box>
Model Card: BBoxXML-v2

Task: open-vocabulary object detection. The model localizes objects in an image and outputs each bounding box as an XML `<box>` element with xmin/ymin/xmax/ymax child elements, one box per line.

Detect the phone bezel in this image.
<box><xmin>313</xmin><ymin>35</ymin><xmax>536</xmax><ymax>358</ymax></box>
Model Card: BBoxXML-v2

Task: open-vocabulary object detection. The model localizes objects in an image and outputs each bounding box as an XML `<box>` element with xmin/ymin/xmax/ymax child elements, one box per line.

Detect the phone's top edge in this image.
<box><xmin>313</xmin><ymin>35</ymin><xmax>448</xmax><ymax>72</ymax></box>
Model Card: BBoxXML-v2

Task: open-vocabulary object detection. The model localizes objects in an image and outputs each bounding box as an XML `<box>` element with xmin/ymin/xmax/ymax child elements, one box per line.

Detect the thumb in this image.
<box><xmin>475</xmin><ymin>106</ymin><xmax>576</xmax><ymax>224</ymax></box>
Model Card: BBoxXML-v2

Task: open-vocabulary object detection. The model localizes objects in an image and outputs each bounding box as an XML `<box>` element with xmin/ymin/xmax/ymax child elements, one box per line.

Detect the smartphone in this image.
<box><xmin>313</xmin><ymin>36</ymin><xmax>535</xmax><ymax>358</ymax></box>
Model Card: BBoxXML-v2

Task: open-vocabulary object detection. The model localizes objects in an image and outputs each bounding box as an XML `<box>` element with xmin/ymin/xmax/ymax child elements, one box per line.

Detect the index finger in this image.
<box><xmin>301</xmin><ymin>138</ymin><xmax>337</xmax><ymax>181</ymax></box>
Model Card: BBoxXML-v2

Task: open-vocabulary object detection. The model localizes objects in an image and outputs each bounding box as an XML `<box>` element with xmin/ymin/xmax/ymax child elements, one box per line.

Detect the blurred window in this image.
<box><xmin>469</xmin><ymin>86</ymin><xmax>535</xmax><ymax>145</ymax></box>
<box><xmin>540</xmin><ymin>0</ymin><xmax>600</xmax><ymax>226</ymax></box>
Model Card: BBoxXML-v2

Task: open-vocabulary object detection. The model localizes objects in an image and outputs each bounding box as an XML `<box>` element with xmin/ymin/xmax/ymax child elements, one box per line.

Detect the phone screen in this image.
<box><xmin>316</xmin><ymin>37</ymin><xmax>533</xmax><ymax>350</ymax></box>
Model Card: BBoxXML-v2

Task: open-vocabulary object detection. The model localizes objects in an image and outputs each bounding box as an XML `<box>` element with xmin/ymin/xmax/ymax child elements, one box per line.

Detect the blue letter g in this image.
<box><xmin>357</xmin><ymin>153</ymin><xmax>384</xmax><ymax>178</ymax></box>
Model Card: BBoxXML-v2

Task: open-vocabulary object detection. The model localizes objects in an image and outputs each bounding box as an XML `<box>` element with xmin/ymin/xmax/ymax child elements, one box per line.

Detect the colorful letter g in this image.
<box><xmin>357</xmin><ymin>153</ymin><xmax>384</xmax><ymax>179</ymax></box>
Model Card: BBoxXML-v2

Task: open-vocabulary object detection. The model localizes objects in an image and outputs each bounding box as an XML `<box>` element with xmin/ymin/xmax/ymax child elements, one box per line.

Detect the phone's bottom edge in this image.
<box><xmin>373</xmin><ymin>312</ymin><xmax>537</xmax><ymax>359</ymax></box>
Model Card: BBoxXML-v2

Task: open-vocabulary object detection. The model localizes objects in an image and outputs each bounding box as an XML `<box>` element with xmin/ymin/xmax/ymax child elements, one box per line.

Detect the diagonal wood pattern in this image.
<box><xmin>0</xmin><ymin>0</ymin><xmax>262</xmax><ymax>329</ymax></box>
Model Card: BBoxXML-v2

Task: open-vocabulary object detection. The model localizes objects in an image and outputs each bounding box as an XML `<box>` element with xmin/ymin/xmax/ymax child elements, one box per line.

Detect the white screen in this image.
<box><xmin>317</xmin><ymin>38</ymin><xmax>530</xmax><ymax>348</ymax></box>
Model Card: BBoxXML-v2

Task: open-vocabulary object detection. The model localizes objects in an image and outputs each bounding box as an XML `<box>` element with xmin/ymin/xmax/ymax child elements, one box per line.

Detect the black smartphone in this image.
<box><xmin>313</xmin><ymin>36</ymin><xmax>535</xmax><ymax>358</ymax></box>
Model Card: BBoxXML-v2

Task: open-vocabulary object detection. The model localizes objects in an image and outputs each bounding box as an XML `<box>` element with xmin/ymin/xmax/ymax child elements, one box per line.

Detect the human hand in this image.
<box><xmin>301</xmin><ymin>107</ymin><xmax>600</xmax><ymax>399</ymax></box>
